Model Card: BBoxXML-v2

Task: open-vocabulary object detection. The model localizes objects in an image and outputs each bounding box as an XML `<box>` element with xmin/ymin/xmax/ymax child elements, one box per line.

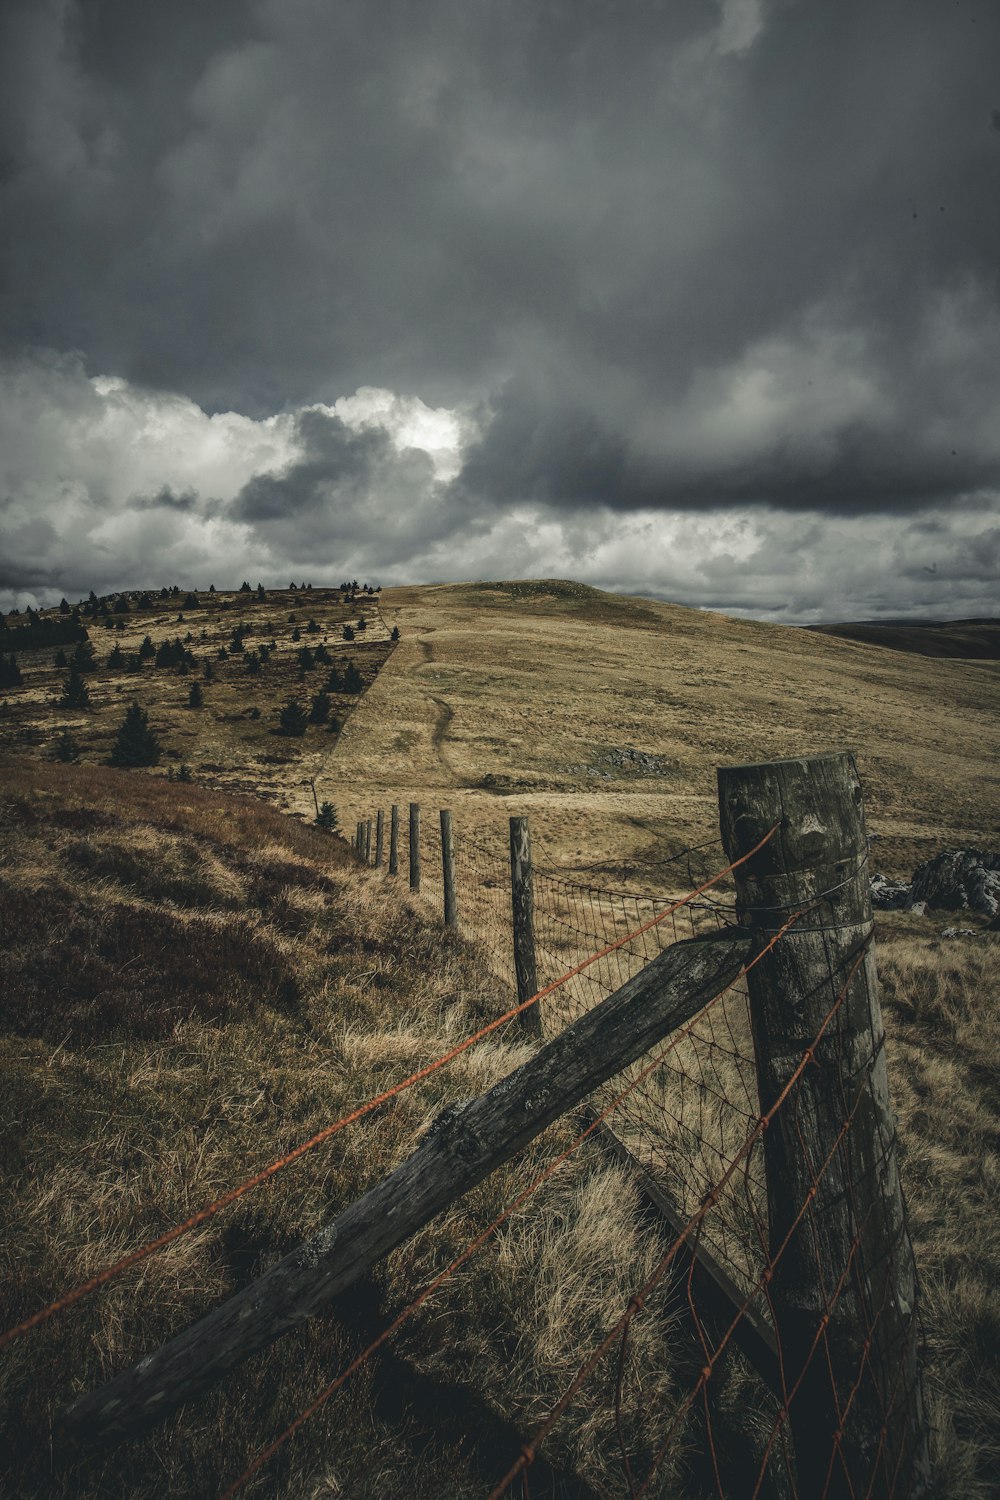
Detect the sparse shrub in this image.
<box><xmin>278</xmin><ymin>698</ymin><xmax>309</xmax><ymax>737</ymax></box>
<box><xmin>109</xmin><ymin>702</ymin><xmax>161</xmax><ymax>767</ymax></box>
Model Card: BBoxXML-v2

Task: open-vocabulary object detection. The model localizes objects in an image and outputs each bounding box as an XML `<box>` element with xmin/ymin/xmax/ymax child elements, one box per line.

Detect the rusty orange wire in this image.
<box><xmin>216</xmin><ymin>907</ymin><xmax>799</xmax><ymax>1499</ymax></box>
<box><xmin>486</xmin><ymin>937</ymin><xmax>871</xmax><ymax>1500</ymax></box>
<box><xmin>0</xmin><ymin>826</ymin><xmax>776</xmax><ymax>1352</ymax></box>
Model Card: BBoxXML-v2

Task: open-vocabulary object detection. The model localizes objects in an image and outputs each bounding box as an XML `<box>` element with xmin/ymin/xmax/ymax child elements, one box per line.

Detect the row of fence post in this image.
<box><xmin>352</xmin><ymin>803</ymin><xmax>540</xmax><ymax>1035</ymax></box>
<box><xmin>345</xmin><ymin>759</ymin><xmax>929</xmax><ymax>1497</ymax></box>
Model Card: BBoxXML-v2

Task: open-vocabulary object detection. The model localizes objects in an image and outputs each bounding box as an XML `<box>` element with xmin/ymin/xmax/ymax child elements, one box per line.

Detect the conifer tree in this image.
<box><xmin>309</xmin><ymin>690</ymin><xmax>331</xmax><ymax>724</ymax></box>
<box><xmin>390</xmin><ymin>625</ymin><xmax>400</xmax><ymax>641</ymax></box>
<box><xmin>0</xmin><ymin>654</ymin><xmax>23</xmax><ymax>688</ymax></box>
<box><xmin>60</xmin><ymin>665</ymin><xmax>90</xmax><ymax>708</ymax></box>
<box><xmin>109</xmin><ymin>702</ymin><xmax>161</xmax><ymax>766</ymax></box>
<box><xmin>54</xmin><ymin>728</ymin><xmax>80</xmax><ymax>762</ymax></box>
<box><xmin>187</xmin><ymin>681</ymin><xmax>204</xmax><ymax>708</ymax></box>
<box><xmin>343</xmin><ymin>661</ymin><xmax>363</xmax><ymax>694</ymax></box>
<box><xmin>315</xmin><ymin>801</ymin><xmax>338</xmax><ymax>831</ymax></box>
<box><xmin>277</xmin><ymin>698</ymin><xmax>309</xmax><ymax>736</ymax></box>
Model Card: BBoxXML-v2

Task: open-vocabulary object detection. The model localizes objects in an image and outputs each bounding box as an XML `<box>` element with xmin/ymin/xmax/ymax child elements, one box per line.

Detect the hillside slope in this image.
<box><xmin>333</xmin><ymin>580</ymin><xmax>1000</xmax><ymax>881</ymax></box>
<box><xmin>809</xmin><ymin>617</ymin><xmax>1000</xmax><ymax>660</ymax></box>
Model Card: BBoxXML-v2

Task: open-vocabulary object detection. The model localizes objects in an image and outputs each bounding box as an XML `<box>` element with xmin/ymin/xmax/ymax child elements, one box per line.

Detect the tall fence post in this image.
<box><xmin>356</xmin><ymin>820</ymin><xmax>364</xmax><ymax>859</ymax></box>
<box><xmin>509</xmin><ymin>816</ymin><xmax>540</xmax><ymax>1036</ymax></box>
<box><xmin>440</xmin><ymin>809</ymin><xmax>456</xmax><ymax>927</ymax></box>
<box><xmin>375</xmin><ymin>809</ymin><xmax>385</xmax><ymax>868</ymax></box>
<box><xmin>717</xmin><ymin>752</ymin><xmax>930</xmax><ymax>1499</ymax></box>
<box><xmin>363</xmin><ymin>818</ymin><xmax>372</xmax><ymax>863</ymax></box>
<box><xmin>389</xmin><ymin>805</ymin><xmax>399</xmax><ymax>876</ymax></box>
<box><xmin>409</xmin><ymin>802</ymin><xmax>420</xmax><ymax>892</ymax></box>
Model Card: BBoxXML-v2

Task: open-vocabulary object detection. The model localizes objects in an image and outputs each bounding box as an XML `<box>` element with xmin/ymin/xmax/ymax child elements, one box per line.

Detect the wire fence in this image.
<box><xmin>343</xmin><ymin>796</ymin><xmax>927</xmax><ymax>1500</ymax></box>
<box><xmin>3</xmin><ymin>775</ymin><xmax>927</xmax><ymax>1500</ymax></box>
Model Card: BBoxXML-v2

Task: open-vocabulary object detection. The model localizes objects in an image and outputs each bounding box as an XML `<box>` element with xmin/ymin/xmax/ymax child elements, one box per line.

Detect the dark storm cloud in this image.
<box><xmin>128</xmin><ymin>486</ymin><xmax>199</xmax><ymax>513</ymax></box>
<box><xmin>0</xmin><ymin>0</ymin><xmax>998</xmax><ymax>611</ymax></box>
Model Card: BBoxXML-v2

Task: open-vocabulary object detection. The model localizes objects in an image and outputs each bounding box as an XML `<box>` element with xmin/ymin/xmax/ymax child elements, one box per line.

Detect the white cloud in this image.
<box><xmin>1</xmin><ymin>347</ymin><xmax>997</xmax><ymax>624</ymax></box>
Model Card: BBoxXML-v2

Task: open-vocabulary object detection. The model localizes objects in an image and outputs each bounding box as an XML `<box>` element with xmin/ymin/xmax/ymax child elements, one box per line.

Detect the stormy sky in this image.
<box><xmin>1</xmin><ymin>0</ymin><xmax>998</xmax><ymax>622</ymax></box>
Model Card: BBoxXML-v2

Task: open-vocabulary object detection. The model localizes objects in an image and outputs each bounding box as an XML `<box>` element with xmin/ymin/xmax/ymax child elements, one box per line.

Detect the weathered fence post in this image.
<box><xmin>409</xmin><ymin>802</ymin><xmax>420</xmax><ymax>891</ymax></box>
<box><xmin>389</xmin><ymin>805</ymin><xmax>399</xmax><ymax>876</ymax></box>
<box><xmin>375</xmin><ymin>809</ymin><xmax>385</xmax><ymax>868</ymax></box>
<box><xmin>717</xmin><ymin>753</ymin><xmax>930</xmax><ymax>1500</ymax></box>
<box><xmin>356</xmin><ymin>820</ymin><xmax>364</xmax><ymax>858</ymax></box>
<box><xmin>509</xmin><ymin>816</ymin><xmax>540</xmax><ymax>1036</ymax></box>
<box><xmin>440</xmin><ymin>809</ymin><xmax>456</xmax><ymax>927</ymax></box>
<box><xmin>364</xmin><ymin>818</ymin><xmax>372</xmax><ymax>863</ymax></box>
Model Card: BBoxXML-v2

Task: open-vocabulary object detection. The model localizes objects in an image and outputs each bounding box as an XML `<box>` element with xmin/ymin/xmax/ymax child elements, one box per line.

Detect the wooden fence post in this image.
<box><xmin>364</xmin><ymin>818</ymin><xmax>372</xmax><ymax>863</ymax></box>
<box><xmin>375</xmin><ymin>809</ymin><xmax>385</xmax><ymax>868</ymax></box>
<box><xmin>389</xmin><ymin>805</ymin><xmax>399</xmax><ymax>875</ymax></box>
<box><xmin>509</xmin><ymin>816</ymin><xmax>540</xmax><ymax>1035</ymax></box>
<box><xmin>717</xmin><ymin>753</ymin><xmax>930</xmax><ymax>1499</ymax></box>
<box><xmin>440</xmin><ymin>809</ymin><xmax>456</xmax><ymax>927</ymax></box>
<box><xmin>356</xmin><ymin>820</ymin><xmax>364</xmax><ymax>858</ymax></box>
<box><xmin>409</xmin><ymin>802</ymin><xmax>420</xmax><ymax>891</ymax></box>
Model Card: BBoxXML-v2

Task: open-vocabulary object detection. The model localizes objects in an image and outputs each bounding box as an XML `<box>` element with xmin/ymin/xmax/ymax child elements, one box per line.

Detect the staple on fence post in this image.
<box><xmin>409</xmin><ymin>802</ymin><xmax>420</xmax><ymax>891</ymax></box>
<box><xmin>509</xmin><ymin>816</ymin><xmax>540</xmax><ymax>1035</ymax></box>
<box><xmin>375</xmin><ymin>809</ymin><xmax>385</xmax><ymax>868</ymax></box>
<box><xmin>389</xmin><ymin>805</ymin><xmax>399</xmax><ymax>875</ymax></box>
<box><xmin>717</xmin><ymin>752</ymin><xmax>930</xmax><ymax>1500</ymax></box>
<box><xmin>364</xmin><ymin>818</ymin><xmax>372</xmax><ymax>863</ymax></box>
<box><xmin>440</xmin><ymin>809</ymin><xmax>456</xmax><ymax>927</ymax></box>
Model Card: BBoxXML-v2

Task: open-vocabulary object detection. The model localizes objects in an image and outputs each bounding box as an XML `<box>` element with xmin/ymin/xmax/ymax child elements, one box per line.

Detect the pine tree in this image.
<box><xmin>138</xmin><ymin>634</ymin><xmax>156</xmax><ymax>662</ymax></box>
<box><xmin>343</xmin><ymin>661</ymin><xmax>363</xmax><ymax>694</ymax></box>
<box><xmin>59</xmin><ymin>597</ymin><xmax>71</xmax><ymax>615</ymax></box>
<box><xmin>71</xmin><ymin>639</ymin><xmax>98</xmax><ymax>673</ymax></box>
<box><xmin>277</xmin><ymin>698</ymin><xmax>309</xmax><ymax>737</ymax></box>
<box><xmin>297</xmin><ymin>645</ymin><xmax>315</xmax><ymax>673</ymax></box>
<box><xmin>246</xmin><ymin>651</ymin><xmax>261</xmax><ymax>675</ymax></box>
<box><xmin>390</xmin><ymin>625</ymin><xmax>400</xmax><ymax>641</ymax></box>
<box><xmin>315</xmin><ymin>801</ymin><xmax>338</xmax><ymax>831</ymax></box>
<box><xmin>108</xmin><ymin>642</ymin><xmax>126</xmax><ymax>669</ymax></box>
<box><xmin>109</xmin><ymin>702</ymin><xmax>161</xmax><ymax>766</ymax></box>
<box><xmin>342</xmin><ymin>624</ymin><xmax>355</xmax><ymax>641</ymax></box>
<box><xmin>54</xmin><ymin>728</ymin><xmax>80</xmax><ymax>762</ymax></box>
<box><xmin>309</xmin><ymin>690</ymin><xmax>331</xmax><ymax>724</ymax></box>
<box><xmin>60</xmin><ymin>665</ymin><xmax>90</xmax><ymax>708</ymax></box>
<box><xmin>54</xmin><ymin>647</ymin><xmax>68</xmax><ymax>668</ymax></box>
<box><xmin>187</xmin><ymin>681</ymin><xmax>204</xmax><ymax>708</ymax></box>
<box><xmin>0</xmin><ymin>654</ymin><xmax>23</xmax><ymax>688</ymax></box>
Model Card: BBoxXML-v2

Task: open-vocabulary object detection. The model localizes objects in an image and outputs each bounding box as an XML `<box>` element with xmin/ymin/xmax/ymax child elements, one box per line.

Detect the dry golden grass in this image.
<box><xmin>334</xmin><ymin>579</ymin><xmax>1000</xmax><ymax>883</ymax></box>
<box><xmin>2</xmin><ymin>577</ymin><xmax>998</xmax><ymax>1497</ymax></box>
<box><xmin>0</xmin><ymin>758</ymin><xmax>700</xmax><ymax>1499</ymax></box>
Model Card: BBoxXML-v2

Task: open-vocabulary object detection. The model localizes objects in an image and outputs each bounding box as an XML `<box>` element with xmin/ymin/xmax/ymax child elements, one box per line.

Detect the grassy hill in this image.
<box><xmin>1</xmin><ymin>578</ymin><xmax>998</xmax><ymax>1496</ymax></box>
<box><xmin>339</xmin><ymin>580</ymin><xmax>1000</xmax><ymax>883</ymax></box>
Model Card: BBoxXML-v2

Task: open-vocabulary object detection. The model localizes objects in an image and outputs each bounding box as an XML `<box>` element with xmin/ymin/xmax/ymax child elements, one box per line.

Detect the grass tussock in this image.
<box><xmin>877</xmin><ymin>915</ymin><xmax>1000</xmax><ymax>1498</ymax></box>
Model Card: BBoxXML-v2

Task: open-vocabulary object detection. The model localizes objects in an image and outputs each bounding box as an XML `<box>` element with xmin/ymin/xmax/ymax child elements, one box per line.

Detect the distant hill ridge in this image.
<box><xmin>808</xmin><ymin>617</ymin><xmax>1000</xmax><ymax>659</ymax></box>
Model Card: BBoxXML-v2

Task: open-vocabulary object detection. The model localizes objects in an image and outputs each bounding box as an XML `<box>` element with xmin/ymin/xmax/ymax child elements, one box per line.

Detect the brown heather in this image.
<box><xmin>0</xmin><ymin>581</ymin><xmax>998</xmax><ymax>1497</ymax></box>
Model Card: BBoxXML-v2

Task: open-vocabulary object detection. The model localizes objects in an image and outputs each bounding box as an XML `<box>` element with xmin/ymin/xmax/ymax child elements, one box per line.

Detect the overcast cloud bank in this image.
<box><xmin>1</xmin><ymin>0</ymin><xmax>998</xmax><ymax>620</ymax></box>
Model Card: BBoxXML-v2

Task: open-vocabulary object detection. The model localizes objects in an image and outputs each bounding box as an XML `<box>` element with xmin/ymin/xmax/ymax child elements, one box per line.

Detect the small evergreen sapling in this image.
<box><xmin>54</xmin><ymin>729</ymin><xmax>80</xmax><ymax>762</ymax></box>
<box><xmin>315</xmin><ymin>801</ymin><xmax>338</xmax><ymax>831</ymax></box>
<box><xmin>187</xmin><ymin>680</ymin><xmax>204</xmax><ymax>708</ymax></box>
<box><xmin>309</xmin><ymin>690</ymin><xmax>331</xmax><ymax>724</ymax></box>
